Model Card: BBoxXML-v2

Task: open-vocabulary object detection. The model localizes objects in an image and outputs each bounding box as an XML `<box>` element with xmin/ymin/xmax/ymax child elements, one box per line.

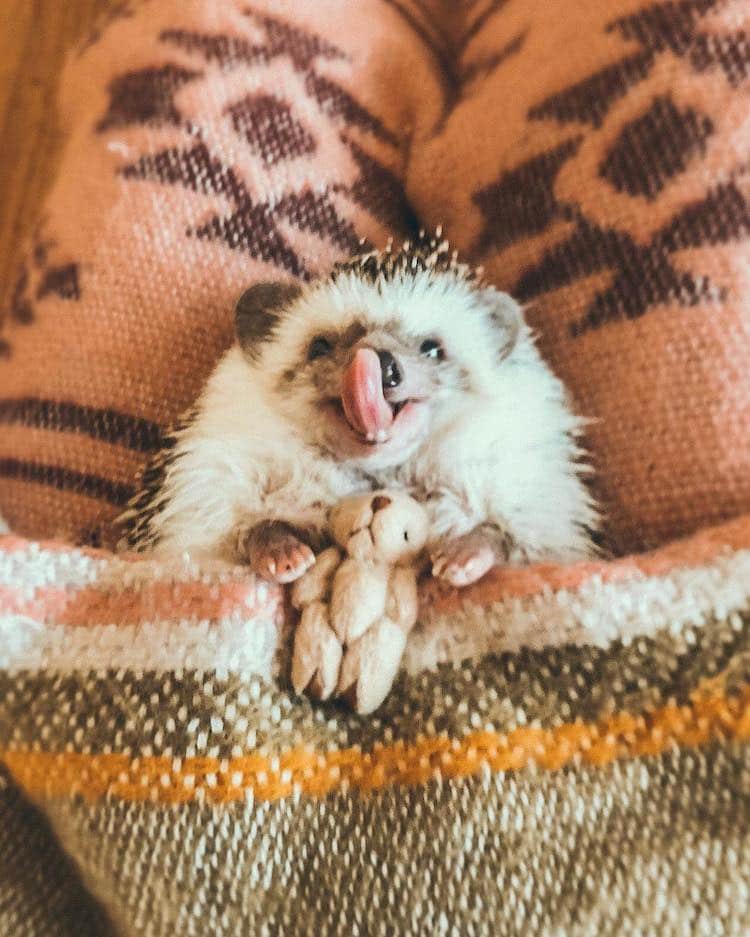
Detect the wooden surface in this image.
<box><xmin>0</xmin><ymin>0</ymin><xmax>113</xmax><ymax>304</ymax></box>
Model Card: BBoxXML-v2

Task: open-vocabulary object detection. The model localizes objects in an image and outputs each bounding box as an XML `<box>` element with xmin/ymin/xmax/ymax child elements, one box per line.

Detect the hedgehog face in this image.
<box><xmin>234</xmin><ymin>235</ymin><xmax>522</xmax><ymax>470</ymax></box>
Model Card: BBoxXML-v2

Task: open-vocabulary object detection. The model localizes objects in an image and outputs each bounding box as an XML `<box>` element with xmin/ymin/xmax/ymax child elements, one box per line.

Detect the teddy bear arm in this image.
<box><xmin>386</xmin><ymin>566</ymin><xmax>420</xmax><ymax>633</ymax></box>
<box><xmin>291</xmin><ymin>601</ymin><xmax>342</xmax><ymax>700</ymax></box>
<box><xmin>330</xmin><ymin>559</ymin><xmax>389</xmax><ymax>643</ymax></box>
<box><xmin>290</xmin><ymin>546</ymin><xmax>342</xmax><ymax>610</ymax></box>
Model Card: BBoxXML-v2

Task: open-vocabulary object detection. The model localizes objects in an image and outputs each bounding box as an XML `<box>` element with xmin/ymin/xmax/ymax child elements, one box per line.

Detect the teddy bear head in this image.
<box><xmin>329</xmin><ymin>490</ymin><xmax>429</xmax><ymax>564</ymax></box>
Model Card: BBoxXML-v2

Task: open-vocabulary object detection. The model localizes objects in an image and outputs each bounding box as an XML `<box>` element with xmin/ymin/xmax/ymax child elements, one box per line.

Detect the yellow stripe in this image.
<box><xmin>4</xmin><ymin>685</ymin><xmax>750</xmax><ymax>804</ymax></box>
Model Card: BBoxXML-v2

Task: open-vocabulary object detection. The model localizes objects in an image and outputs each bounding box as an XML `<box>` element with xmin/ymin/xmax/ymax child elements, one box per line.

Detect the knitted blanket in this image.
<box><xmin>2</xmin><ymin>520</ymin><xmax>750</xmax><ymax>934</ymax></box>
<box><xmin>2</xmin><ymin>0</ymin><xmax>750</xmax><ymax>934</ymax></box>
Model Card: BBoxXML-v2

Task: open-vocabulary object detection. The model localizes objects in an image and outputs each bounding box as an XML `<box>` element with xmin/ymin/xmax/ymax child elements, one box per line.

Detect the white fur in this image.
<box><xmin>146</xmin><ymin>268</ymin><xmax>598</xmax><ymax>563</ymax></box>
<box><xmin>144</xmin><ymin>351</ymin><xmax>361</xmax><ymax>559</ymax></box>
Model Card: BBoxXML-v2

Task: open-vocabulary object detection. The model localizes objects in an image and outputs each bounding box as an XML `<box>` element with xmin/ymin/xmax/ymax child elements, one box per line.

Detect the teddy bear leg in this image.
<box><xmin>291</xmin><ymin>601</ymin><xmax>343</xmax><ymax>701</ymax></box>
<box><xmin>336</xmin><ymin>618</ymin><xmax>407</xmax><ymax>715</ymax></box>
<box><xmin>330</xmin><ymin>558</ymin><xmax>388</xmax><ymax>643</ymax></box>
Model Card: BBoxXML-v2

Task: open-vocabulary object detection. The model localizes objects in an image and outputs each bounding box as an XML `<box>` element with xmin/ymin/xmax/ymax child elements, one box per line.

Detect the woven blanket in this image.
<box><xmin>3</xmin><ymin>0</ymin><xmax>750</xmax><ymax>933</ymax></box>
<box><xmin>2</xmin><ymin>521</ymin><xmax>750</xmax><ymax>934</ymax></box>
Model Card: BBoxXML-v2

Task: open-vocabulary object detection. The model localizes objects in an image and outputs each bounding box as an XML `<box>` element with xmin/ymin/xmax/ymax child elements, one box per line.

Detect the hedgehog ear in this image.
<box><xmin>234</xmin><ymin>281</ymin><xmax>302</xmax><ymax>358</ymax></box>
<box><xmin>483</xmin><ymin>288</ymin><xmax>522</xmax><ymax>363</ymax></box>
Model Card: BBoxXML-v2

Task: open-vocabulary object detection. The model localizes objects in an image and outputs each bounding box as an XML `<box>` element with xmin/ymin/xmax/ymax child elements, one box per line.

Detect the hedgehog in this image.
<box><xmin>117</xmin><ymin>230</ymin><xmax>599</xmax><ymax>587</ymax></box>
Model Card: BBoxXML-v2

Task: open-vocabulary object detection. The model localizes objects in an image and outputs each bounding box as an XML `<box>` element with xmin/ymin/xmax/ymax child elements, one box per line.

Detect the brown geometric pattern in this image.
<box><xmin>120</xmin><ymin>141</ymin><xmax>309</xmax><ymax>277</ymax></box>
<box><xmin>474</xmin><ymin>138</ymin><xmax>581</xmax><ymax>256</ymax></box>
<box><xmin>2</xmin><ymin>0</ymin><xmax>750</xmax><ymax>557</ymax></box>
<box><xmin>76</xmin><ymin>0</ymin><xmax>136</xmax><ymax>57</ymax></box>
<box><xmin>0</xmin><ymin>460</ymin><xmax>134</xmax><ymax>508</ymax></box>
<box><xmin>386</xmin><ymin>0</ymin><xmax>527</xmax><ymax>130</ymax></box>
<box><xmin>599</xmin><ymin>95</ymin><xmax>714</xmax><ymax>199</ymax></box>
<box><xmin>162</xmin><ymin>7</ymin><xmax>348</xmax><ymax>73</ymax></box>
<box><xmin>528</xmin><ymin>52</ymin><xmax>654</xmax><ymax>129</ymax></box>
<box><xmin>690</xmin><ymin>30</ymin><xmax>750</xmax><ymax>84</ymax></box>
<box><xmin>513</xmin><ymin>180</ymin><xmax>743</xmax><ymax>335</ymax></box>
<box><xmin>0</xmin><ymin>399</ymin><xmax>162</xmax><ymax>452</ymax></box>
<box><xmin>225</xmin><ymin>93</ymin><xmax>316</xmax><ymax>165</ymax></box>
<box><xmin>158</xmin><ymin>14</ymin><xmax>398</xmax><ymax>147</ymax></box>
<box><xmin>609</xmin><ymin>0</ymin><xmax>722</xmax><ymax>56</ymax></box>
<box><xmin>95</xmin><ymin>64</ymin><xmax>203</xmax><ymax>132</ymax></box>
<box><xmin>475</xmin><ymin>0</ymin><xmax>742</xmax><ymax>334</ymax></box>
<box><xmin>343</xmin><ymin>137</ymin><xmax>419</xmax><ymax>235</ymax></box>
<box><xmin>0</xmin><ymin>228</ymin><xmax>82</xmax><ymax>359</ymax></box>
<box><xmin>115</xmin><ymin>12</ymin><xmax>413</xmax><ymax>276</ymax></box>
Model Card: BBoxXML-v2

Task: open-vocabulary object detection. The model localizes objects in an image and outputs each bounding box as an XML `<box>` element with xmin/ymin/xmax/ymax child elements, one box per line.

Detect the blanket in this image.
<box><xmin>2</xmin><ymin>0</ymin><xmax>750</xmax><ymax>934</ymax></box>
<box><xmin>2</xmin><ymin>520</ymin><xmax>750</xmax><ymax>934</ymax></box>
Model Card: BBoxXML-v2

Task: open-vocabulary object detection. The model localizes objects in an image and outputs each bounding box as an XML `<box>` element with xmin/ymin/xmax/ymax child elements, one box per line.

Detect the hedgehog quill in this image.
<box><xmin>119</xmin><ymin>232</ymin><xmax>599</xmax><ymax>586</ymax></box>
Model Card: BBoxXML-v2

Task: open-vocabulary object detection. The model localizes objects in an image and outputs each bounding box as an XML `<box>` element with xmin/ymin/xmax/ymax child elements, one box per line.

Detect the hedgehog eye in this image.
<box><xmin>308</xmin><ymin>336</ymin><xmax>333</xmax><ymax>361</ymax></box>
<box><xmin>420</xmin><ymin>338</ymin><xmax>444</xmax><ymax>361</ymax></box>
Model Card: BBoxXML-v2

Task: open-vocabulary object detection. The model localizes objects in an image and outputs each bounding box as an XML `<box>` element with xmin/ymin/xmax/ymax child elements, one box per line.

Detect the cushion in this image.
<box><xmin>0</xmin><ymin>0</ymin><xmax>437</xmax><ymax>544</ymax></box>
<box><xmin>408</xmin><ymin>0</ymin><xmax>750</xmax><ymax>553</ymax></box>
<box><xmin>2</xmin><ymin>1</ymin><xmax>750</xmax><ymax>554</ymax></box>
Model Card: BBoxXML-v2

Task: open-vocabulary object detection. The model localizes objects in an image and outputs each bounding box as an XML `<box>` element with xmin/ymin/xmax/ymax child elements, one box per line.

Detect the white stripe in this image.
<box><xmin>0</xmin><ymin>543</ymin><xmax>106</xmax><ymax>590</ymax></box>
<box><xmin>0</xmin><ymin>540</ymin><xmax>269</xmax><ymax>591</ymax></box>
<box><xmin>0</xmin><ymin>610</ymin><xmax>281</xmax><ymax>680</ymax></box>
<box><xmin>2</xmin><ymin>545</ymin><xmax>749</xmax><ymax>677</ymax></box>
<box><xmin>404</xmin><ymin>548</ymin><xmax>750</xmax><ymax>672</ymax></box>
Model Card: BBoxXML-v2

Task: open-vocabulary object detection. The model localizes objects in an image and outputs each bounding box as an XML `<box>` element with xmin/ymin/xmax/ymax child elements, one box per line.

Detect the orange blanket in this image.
<box><xmin>1</xmin><ymin>0</ymin><xmax>750</xmax><ymax>556</ymax></box>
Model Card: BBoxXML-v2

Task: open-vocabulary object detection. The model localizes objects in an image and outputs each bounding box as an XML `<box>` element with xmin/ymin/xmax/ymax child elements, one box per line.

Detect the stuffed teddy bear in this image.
<box><xmin>290</xmin><ymin>490</ymin><xmax>429</xmax><ymax>714</ymax></box>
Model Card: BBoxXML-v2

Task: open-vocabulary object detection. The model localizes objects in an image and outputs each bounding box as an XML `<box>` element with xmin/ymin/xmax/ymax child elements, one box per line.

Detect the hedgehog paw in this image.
<box><xmin>431</xmin><ymin>532</ymin><xmax>496</xmax><ymax>588</ymax></box>
<box><xmin>244</xmin><ymin>523</ymin><xmax>316</xmax><ymax>584</ymax></box>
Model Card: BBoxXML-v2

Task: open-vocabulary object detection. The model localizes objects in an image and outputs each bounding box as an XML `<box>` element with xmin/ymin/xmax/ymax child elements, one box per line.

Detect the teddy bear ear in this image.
<box><xmin>330</xmin><ymin>495</ymin><xmax>377</xmax><ymax>550</ymax></box>
<box><xmin>371</xmin><ymin>495</ymin><xmax>392</xmax><ymax>512</ymax></box>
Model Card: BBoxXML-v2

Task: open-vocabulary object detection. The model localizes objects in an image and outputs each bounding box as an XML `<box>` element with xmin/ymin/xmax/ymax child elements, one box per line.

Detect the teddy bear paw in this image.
<box><xmin>291</xmin><ymin>602</ymin><xmax>343</xmax><ymax>701</ymax></box>
<box><xmin>336</xmin><ymin>618</ymin><xmax>407</xmax><ymax>715</ymax></box>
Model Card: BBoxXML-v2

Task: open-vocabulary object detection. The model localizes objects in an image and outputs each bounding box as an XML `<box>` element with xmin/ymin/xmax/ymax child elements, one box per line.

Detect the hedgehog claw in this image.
<box><xmin>247</xmin><ymin>528</ymin><xmax>316</xmax><ymax>584</ymax></box>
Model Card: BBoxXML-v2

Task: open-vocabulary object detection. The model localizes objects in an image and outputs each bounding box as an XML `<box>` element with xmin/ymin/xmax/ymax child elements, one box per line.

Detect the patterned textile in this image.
<box><xmin>2</xmin><ymin>521</ymin><xmax>750</xmax><ymax>934</ymax></box>
<box><xmin>3</xmin><ymin>1</ymin><xmax>750</xmax><ymax>934</ymax></box>
<box><xmin>2</xmin><ymin>0</ymin><xmax>750</xmax><ymax>552</ymax></box>
<box><xmin>0</xmin><ymin>0</ymin><xmax>427</xmax><ymax>546</ymax></box>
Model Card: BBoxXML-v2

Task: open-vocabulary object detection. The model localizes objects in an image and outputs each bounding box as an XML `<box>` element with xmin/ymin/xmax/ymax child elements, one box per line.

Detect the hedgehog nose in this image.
<box><xmin>377</xmin><ymin>350</ymin><xmax>402</xmax><ymax>389</ymax></box>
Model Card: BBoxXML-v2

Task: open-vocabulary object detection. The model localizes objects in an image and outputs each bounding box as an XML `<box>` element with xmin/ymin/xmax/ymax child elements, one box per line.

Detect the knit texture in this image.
<box><xmin>2</xmin><ymin>522</ymin><xmax>750</xmax><ymax>934</ymax></box>
<box><xmin>2</xmin><ymin>0</ymin><xmax>750</xmax><ymax>552</ymax></box>
<box><xmin>3</xmin><ymin>1</ymin><xmax>750</xmax><ymax>933</ymax></box>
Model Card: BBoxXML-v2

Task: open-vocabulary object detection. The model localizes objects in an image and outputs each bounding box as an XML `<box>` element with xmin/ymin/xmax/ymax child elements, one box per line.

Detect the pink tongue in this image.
<box><xmin>342</xmin><ymin>348</ymin><xmax>394</xmax><ymax>438</ymax></box>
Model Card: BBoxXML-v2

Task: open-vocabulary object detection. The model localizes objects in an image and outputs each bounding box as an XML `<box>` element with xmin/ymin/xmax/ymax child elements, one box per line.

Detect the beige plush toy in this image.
<box><xmin>290</xmin><ymin>491</ymin><xmax>429</xmax><ymax>714</ymax></box>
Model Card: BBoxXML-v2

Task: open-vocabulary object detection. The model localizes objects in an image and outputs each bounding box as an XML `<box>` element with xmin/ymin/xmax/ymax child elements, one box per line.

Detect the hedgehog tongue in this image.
<box><xmin>342</xmin><ymin>348</ymin><xmax>394</xmax><ymax>439</ymax></box>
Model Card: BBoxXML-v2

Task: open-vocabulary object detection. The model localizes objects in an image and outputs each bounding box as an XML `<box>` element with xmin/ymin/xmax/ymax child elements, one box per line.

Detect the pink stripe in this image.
<box><xmin>425</xmin><ymin>514</ymin><xmax>750</xmax><ymax>612</ymax></box>
<box><xmin>3</xmin><ymin>513</ymin><xmax>750</xmax><ymax>622</ymax></box>
<box><xmin>0</xmin><ymin>534</ymin><xmax>130</xmax><ymax>560</ymax></box>
<box><xmin>0</xmin><ymin>580</ymin><xmax>281</xmax><ymax>627</ymax></box>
